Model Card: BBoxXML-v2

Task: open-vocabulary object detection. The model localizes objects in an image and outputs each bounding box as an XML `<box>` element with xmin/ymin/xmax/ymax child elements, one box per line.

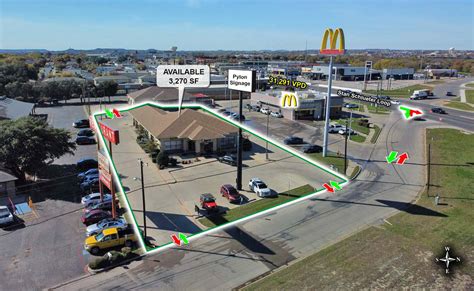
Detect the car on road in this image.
<box><xmin>84</xmin><ymin>227</ymin><xmax>137</xmax><ymax>255</ymax></box>
<box><xmin>390</xmin><ymin>99</ymin><xmax>401</xmax><ymax>105</ymax></box>
<box><xmin>270</xmin><ymin>111</ymin><xmax>283</xmax><ymax>118</ymax></box>
<box><xmin>260</xmin><ymin>107</ymin><xmax>271</xmax><ymax>115</ymax></box>
<box><xmin>76</xmin><ymin>136</ymin><xmax>96</xmax><ymax>145</ymax></box>
<box><xmin>218</xmin><ymin>154</ymin><xmax>237</xmax><ymax>166</ymax></box>
<box><xmin>220</xmin><ymin>184</ymin><xmax>241</xmax><ymax>203</ymax></box>
<box><xmin>431</xmin><ymin>107</ymin><xmax>446</xmax><ymax>114</ymax></box>
<box><xmin>0</xmin><ymin>206</ymin><xmax>14</xmax><ymax>226</ymax></box>
<box><xmin>339</xmin><ymin>128</ymin><xmax>356</xmax><ymax>135</ymax></box>
<box><xmin>77</xmin><ymin>129</ymin><xmax>94</xmax><ymax>137</ymax></box>
<box><xmin>200</xmin><ymin>193</ymin><xmax>218</xmax><ymax>213</ymax></box>
<box><xmin>85</xmin><ymin>217</ymin><xmax>128</xmax><ymax>237</ymax></box>
<box><xmin>77</xmin><ymin>158</ymin><xmax>98</xmax><ymax>171</ymax></box>
<box><xmin>446</xmin><ymin>91</ymin><xmax>455</xmax><ymax>96</ymax></box>
<box><xmin>81</xmin><ymin>193</ymin><xmax>112</xmax><ymax>207</ymax></box>
<box><xmin>249</xmin><ymin>178</ymin><xmax>273</xmax><ymax>197</ymax></box>
<box><xmin>377</xmin><ymin>96</ymin><xmax>391</xmax><ymax>100</ymax></box>
<box><xmin>302</xmin><ymin>144</ymin><xmax>322</xmax><ymax>153</ymax></box>
<box><xmin>73</xmin><ymin>119</ymin><xmax>90</xmax><ymax>128</ymax></box>
<box><xmin>81</xmin><ymin>209</ymin><xmax>111</xmax><ymax>226</ymax></box>
<box><xmin>78</xmin><ymin>168</ymin><xmax>99</xmax><ymax>181</ymax></box>
<box><xmin>344</xmin><ymin>103</ymin><xmax>358</xmax><ymax>109</ymax></box>
<box><xmin>283</xmin><ymin>136</ymin><xmax>304</xmax><ymax>145</ymax></box>
<box><xmin>328</xmin><ymin>124</ymin><xmax>345</xmax><ymax>133</ymax></box>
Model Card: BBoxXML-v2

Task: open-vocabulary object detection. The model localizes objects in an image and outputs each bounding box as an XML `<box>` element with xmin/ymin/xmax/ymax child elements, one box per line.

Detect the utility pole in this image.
<box><xmin>138</xmin><ymin>159</ymin><xmax>147</xmax><ymax>240</ymax></box>
<box><xmin>265</xmin><ymin>112</ymin><xmax>270</xmax><ymax>160</ymax></box>
<box><xmin>322</xmin><ymin>55</ymin><xmax>334</xmax><ymax>157</ymax></box>
<box><xmin>236</xmin><ymin>91</ymin><xmax>243</xmax><ymax>190</ymax></box>
<box><xmin>344</xmin><ymin>119</ymin><xmax>348</xmax><ymax>175</ymax></box>
<box><xmin>427</xmin><ymin>143</ymin><xmax>431</xmax><ymax>197</ymax></box>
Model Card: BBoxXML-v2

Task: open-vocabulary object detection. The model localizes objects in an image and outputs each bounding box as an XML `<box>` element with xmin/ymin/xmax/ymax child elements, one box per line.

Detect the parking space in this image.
<box><xmin>102</xmin><ymin>107</ymin><xmax>337</xmax><ymax>247</ymax></box>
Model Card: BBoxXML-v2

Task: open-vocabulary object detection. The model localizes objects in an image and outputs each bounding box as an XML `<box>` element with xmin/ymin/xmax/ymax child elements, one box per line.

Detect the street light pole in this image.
<box><xmin>322</xmin><ymin>55</ymin><xmax>334</xmax><ymax>157</ymax></box>
<box><xmin>138</xmin><ymin>159</ymin><xmax>147</xmax><ymax>241</ymax></box>
<box><xmin>344</xmin><ymin>119</ymin><xmax>348</xmax><ymax>175</ymax></box>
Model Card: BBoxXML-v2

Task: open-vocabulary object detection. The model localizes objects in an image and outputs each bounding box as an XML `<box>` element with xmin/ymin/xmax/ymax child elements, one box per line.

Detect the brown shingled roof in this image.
<box><xmin>130</xmin><ymin>105</ymin><xmax>238</xmax><ymax>141</ymax></box>
<box><xmin>127</xmin><ymin>86</ymin><xmax>194</xmax><ymax>103</ymax></box>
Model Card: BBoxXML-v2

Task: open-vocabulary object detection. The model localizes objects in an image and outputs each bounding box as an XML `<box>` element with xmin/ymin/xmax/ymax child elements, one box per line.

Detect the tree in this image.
<box><xmin>0</xmin><ymin>117</ymin><xmax>76</xmax><ymax>180</ymax></box>
<box><xmin>97</xmin><ymin>80</ymin><xmax>118</xmax><ymax>103</ymax></box>
<box><xmin>156</xmin><ymin>151</ymin><xmax>169</xmax><ymax>168</ymax></box>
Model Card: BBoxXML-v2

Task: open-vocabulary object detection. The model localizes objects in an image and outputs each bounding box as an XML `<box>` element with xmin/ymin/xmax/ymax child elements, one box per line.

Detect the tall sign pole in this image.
<box><xmin>228</xmin><ymin>69</ymin><xmax>256</xmax><ymax>191</ymax></box>
<box><xmin>320</xmin><ymin>28</ymin><xmax>346</xmax><ymax>157</ymax></box>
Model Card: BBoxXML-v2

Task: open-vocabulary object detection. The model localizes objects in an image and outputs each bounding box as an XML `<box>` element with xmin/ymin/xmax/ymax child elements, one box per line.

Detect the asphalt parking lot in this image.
<box><xmin>103</xmin><ymin>109</ymin><xmax>338</xmax><ymax>247</ymax></box>
<box><xmin>0</xmin><ymin>102</ymin><xmax>100</xmax><ymax>290</ymax></box>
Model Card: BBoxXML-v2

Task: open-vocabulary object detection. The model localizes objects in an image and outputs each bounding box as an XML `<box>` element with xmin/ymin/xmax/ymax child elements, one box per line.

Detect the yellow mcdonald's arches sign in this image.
<box><xmin>281</xmin><ymin>91</ymin><xmax>298</xmax><ymax>108</ymax></box>
<box><xmin>320</xmin><ymin>28</ymin><xmax>345</xmax><ymax>55</ymax></box>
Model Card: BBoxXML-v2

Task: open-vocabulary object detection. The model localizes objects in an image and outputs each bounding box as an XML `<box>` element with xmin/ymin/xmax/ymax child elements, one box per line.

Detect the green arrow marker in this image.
<box><xmin>105</xmin><ymin>109</ymin><xmax>114</xmax><ymax>119</ymax></box>
<box><xmin>179</xmin><ymin>233</ymin><xmax>189</xmax><ymax>245</ymax></box>
<box><xmin>329</xmin><ymin>181</ymin><xmax>341</xmax><ymax>190</ymax></box>
<box><xmin>386</xmin><ymin>151</ymin><xmax>398</xmax><ymax>163</ymax></box>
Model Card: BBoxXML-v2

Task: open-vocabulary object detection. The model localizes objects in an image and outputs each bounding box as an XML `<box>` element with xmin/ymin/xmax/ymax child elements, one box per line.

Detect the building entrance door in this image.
<box><xmin>188</xmin><ymin>140</ymin><xmax>195</xmax><ymax>152</ymax></box>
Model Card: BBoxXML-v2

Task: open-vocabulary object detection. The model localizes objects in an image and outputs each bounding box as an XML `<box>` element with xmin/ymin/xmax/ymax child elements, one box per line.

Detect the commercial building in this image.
<box><xmin>382</xmin><ymin>68</ymin><xmax>415</xmax><ymax>80</ymax></box>
<box><xmin>130</xmin><ymin>106</ymin><xmax>238</xmax><ymax>154</ymax></box>
<box><xmin>127</xmin><ymin>86</ymin><xmax>214</xmax><ymax>106</ymax></box>
<box><xmin>250</xmin><ymin>91</ymin><xmax>343</xmax><ymax>121</ymax></box>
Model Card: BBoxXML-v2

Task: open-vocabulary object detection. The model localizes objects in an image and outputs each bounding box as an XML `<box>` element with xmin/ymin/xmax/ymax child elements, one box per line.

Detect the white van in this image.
<box><xmin>410</xmin><ymin>90</ymin><xmax>429</xmax><ymax>100</ymax></box>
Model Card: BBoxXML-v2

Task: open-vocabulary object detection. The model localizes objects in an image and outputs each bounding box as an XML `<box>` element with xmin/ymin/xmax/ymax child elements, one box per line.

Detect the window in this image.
<box><xmin>218</xmin><ymin>135</ymin><xmax>236</xmax><ymax>148</ymax></box>
<box><xmin>162</xmin><ymin>139</ymin><xmax>183</xmax><ymax>151</ymax></box>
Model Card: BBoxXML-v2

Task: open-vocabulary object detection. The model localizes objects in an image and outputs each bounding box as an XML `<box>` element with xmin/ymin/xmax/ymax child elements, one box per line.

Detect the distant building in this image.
<box><xmin>250</xmin><ymin>91</ymin><xmax>343</xmax><ymax>121</ymax></box>
<box><xmin>310</xmin><ymin>65</ymin><xmax>382</xmax><ymax>81</ymax></box>
<box><xmin>129</xmin><ymin>106</ymin><xmax>238</xmax><ymax>154</ymax></box>
<box><xmin>93</xmin><ymin>75</ymin><xmax>131</xmax><ymax>86</ymax></box>
<box><xmin>382</xmin><ymin>68</ymin><xmax>415</xmax><ymax>80</ymax></box>
<box><xmin>0</xmin><ymin>96</ymin><xmax>35</xmax><ymax>120</ymax></box>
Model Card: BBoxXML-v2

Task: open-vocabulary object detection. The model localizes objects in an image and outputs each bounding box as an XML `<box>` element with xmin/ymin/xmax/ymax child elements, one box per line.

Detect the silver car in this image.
<box><xmin>85</xmin><ymin>217</ymin><xmax>128</xmax><ymax>237</ymax></box>
<box><xmin>0</xmin><ymin>206</ymin><xmax>14</xmax><ymax>226</ymax></box>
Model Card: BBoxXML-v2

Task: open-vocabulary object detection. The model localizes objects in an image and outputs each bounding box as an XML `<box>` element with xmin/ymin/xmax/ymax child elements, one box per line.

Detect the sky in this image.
<box><xmin>0</xmin><ymin>0</ymin><xmax>473</xmax><ymax>51</ymax></box>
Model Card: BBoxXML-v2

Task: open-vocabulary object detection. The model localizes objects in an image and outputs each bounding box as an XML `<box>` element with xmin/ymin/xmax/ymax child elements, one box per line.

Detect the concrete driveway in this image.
<box><xmin>102</xmin><ymin>109</ymin><xmax>338</xmax><ymax>247</ymax></box>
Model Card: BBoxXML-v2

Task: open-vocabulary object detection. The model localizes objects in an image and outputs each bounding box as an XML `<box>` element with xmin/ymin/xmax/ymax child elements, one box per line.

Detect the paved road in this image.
<box><xmin>52</xmin><ymin>102</ymin><xmax>430</xmax><ymax>290</ymax></box>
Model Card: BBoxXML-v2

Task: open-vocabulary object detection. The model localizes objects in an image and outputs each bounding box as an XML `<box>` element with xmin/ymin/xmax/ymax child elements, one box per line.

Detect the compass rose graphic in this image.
<box><xmin>436</xmin><ymin>246</ymin><xmax>461</xmax><ymax>274</ymax></box>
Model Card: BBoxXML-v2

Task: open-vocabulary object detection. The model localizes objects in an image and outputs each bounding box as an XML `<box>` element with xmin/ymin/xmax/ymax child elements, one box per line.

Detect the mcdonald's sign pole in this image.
<box><xmin>320</xmin><ymin>28</ymin><xmax>345</xmax><ymax>157</ymax></box>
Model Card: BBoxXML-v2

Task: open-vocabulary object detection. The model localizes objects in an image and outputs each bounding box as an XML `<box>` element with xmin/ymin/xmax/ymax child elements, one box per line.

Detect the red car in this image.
<box><xmin>81</xmin><ymin>209</ymin><xmax>111</xmax><ymax>226</ymax></box>
<box><xmin>220</xmin><ymin>184</ymin><xmax>241</xmax><ymax>203</ymax></box>
<box><xmin>200</xmin><ymin>193</ymin><xmax>218</xmax><ymax>213</ymax></box>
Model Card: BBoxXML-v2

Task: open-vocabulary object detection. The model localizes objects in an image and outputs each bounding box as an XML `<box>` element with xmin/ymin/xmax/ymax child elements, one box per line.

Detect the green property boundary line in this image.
<box><xmin>92</xmin><ymin>101</ymin><xmax>349</xmax><ymax>254</ymax></box>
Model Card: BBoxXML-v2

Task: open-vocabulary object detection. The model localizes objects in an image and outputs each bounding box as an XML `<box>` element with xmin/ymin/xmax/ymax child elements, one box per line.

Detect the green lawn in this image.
<box><xmin>335</xmin><ymin>118</ymin><xmax>370</xmax><ymax>135</ymax></box>
<box><xmin>465</xmin><ymin>90</ymin><xmax>474</xmax><ymax>104</ymax></box>
<box><xmin>198</xmin><ymin>184</ymin><xmax>315</xmax><ymax>228</ymax></box>
<box><xmin>367</xmin><ymin>103</ymin><xmax>390</xmax><ymax>114</ymax></box>
<box><xmin>365</xmin><ymin>84</ymin><xmax>433</xmax><ymax>98</ymax></box>
<box><xmin>244</xmin><ymin>128</ymin><xmax>474</xmax><ymax>290</ymax></box>
<box><xmin>465</xmin><ymin>83</ymin><xmax>474</xmax><ymax>88</ymax></box>
<box><xmin>308</xmin><ymin>152</ymin><xmax>345</xmax><ymax>173</ymax></box>
<box><xmin>444</xmin><ymin>101</ymin><xmax>474</xmax><ymax>111</ymax></box>
<box><xmin>350</xmin><ymin>134</ymin><xmax>366</xmax><ymax>143</ymax></box>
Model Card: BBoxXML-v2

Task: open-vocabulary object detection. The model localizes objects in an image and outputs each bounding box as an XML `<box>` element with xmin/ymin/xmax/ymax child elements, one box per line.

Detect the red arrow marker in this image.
<box><xmin>171</xmin><ymin>234</ymin><xmax>181</xmax><ymax>246</ymax></box>
<box><xmin>112</xmin><ymin>108</ymin><xmax>121</xmax><ymax>118</ymax></box>
<box><xmin>411</xmin><ymin>109</ymin><xmax>422</xmax><ymax>116</ymax></box>
<box><xmin>323</xmin><ymin>183</ymin><xmax>334</xmax><ymax>193</ymax></box>
<box><xmin>396</xmin><ymin>152</ymin><xmax>409</xmax><ymax>165</ymax></box>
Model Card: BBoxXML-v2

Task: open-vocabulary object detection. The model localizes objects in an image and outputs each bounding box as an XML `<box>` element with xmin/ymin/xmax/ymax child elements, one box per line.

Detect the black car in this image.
<box><xmin>431</xmin><ymin>107</ymin><xmax>446</xmax><ymax>114</ymax></box>
<box><xmin>218</xmin><ymin>155</ymin><xmax>237</xmax><ymax>166</ymax></box>
<box><xmin>446</xmin><ymin>91</ymin><xmax>455</xmax><ymax>96</ymax></box>
<box><xmin>77</xmin><ymin>129</ymin><xmax>94</xmax><ymax>137</ymax></box>
<box><xmin>73</xmin><ymin>119</ymin><xmax>90</xmax><ymax>128</ymax></box>
<box><xmin>302</xmin><ymin>144</ymin><xmax>322</xmax><ymax>153</ymax></box>
<box><xmin>77</xmin><ymin>158</ymin><xmax>98</xmax><ymax>171</ymax></box>
<box><xmin>76</xmin><ymin>136</ymin><xmax>96</xmax><ymax>145</ymax></box>
<box><xmin>283</xmin><ymin>136</ymin><xmax>304</xmax><ymax>145</ymax></box>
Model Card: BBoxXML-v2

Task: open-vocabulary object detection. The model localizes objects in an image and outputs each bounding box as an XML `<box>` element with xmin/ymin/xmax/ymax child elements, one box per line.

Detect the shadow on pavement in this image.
<box><xmin>376</xmin><ymin>199</ymin><xmax>447</xmax><ymax>217</ymax></box>
<box><xmin>136</xmin><ymin>210</ymin><xmax>202</xmax><ymax>233</ymax></box>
